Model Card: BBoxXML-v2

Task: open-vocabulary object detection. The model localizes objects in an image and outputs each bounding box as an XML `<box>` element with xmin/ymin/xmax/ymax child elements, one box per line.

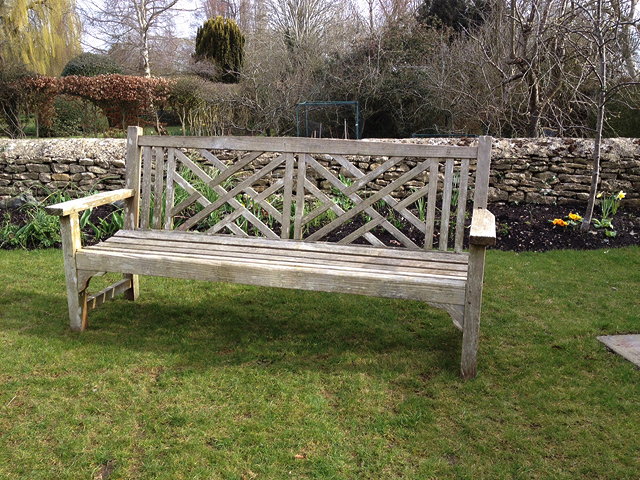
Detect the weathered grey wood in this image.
<box><xmin>178</xmin><ymin>154</ymin><xmax>285</xmax><ymax>231</ymax></box>
<box><xmin>281</xmin><ymin>153</ymin><xmax>294</xmax><ymax>239</ymax></box>
<box><xmin>293</xmin><ymin>153</ymin><xmax>306</xmax><ymax>240</ymax></box>
<box><xmin>454</xmin><ymin>159</ymin><xmax>470</xmax><ymax>253</ymax></box>
<box><xmin>439</xmin><ymin>159</ymin><xmax>454</xmax><ymax>251</ymax></box>
<box><xmin>199</xmin><ymin>149</ymin><xmax>284</xmax><ymax>224</ymax></box>
<box><xmin>86</xmin><ymin>278</ymin><xmax>132</xmax><ymax>310</ymax></box>
<box><xmin>60</xmin><ymin>213</ymin><xmax>87</xmax><ymax>331</ymax></box>
<box><xmin>95</xmin><ymin>235</ymin><xmax>469</xmax><ymax>275</ymax></box>
<box><xmin>139</xmin><ymin>146</ymin><xmax>153</xmax><ymax>229</ymax></box>
<box><xmin>461</xmin><ymin>244</ymin><xmax>487</xmax><ymax>379</ymax></box>
<box><xmin>123</xmin><ymin>125</ymin><xmax>142</xmax><ymax>301</ymax></box>
<box><xmin>473</xmin><ymin>136</ymin><xmax>492</xmax><ymax>210</ymax></box>
<box><xmin>424</xmin><ymin>161</ymin><xmax>439</xmax><ymax>249</ymax></box>
<box><xmin>51</xmin><ymin>130</ymin><xmax>494</xmax><ymax>379</ymax></box>
<box><xmin>469</xmin><ymin>208</ymin><xmax>496</xmax><ymax>246</ymax></box>
<box><xmin>76</xmin><ymin>249</ymin><xmax>467</xmax><ymax>306</ymax></box>
<box><xmin>331</xmin><ymin>153</ymin><xmax>427</xmax><ymax>234</ymax></box>
<box><xmin>139</xmin><ymin>134</ymin><xmax>479</xmax><ymax>158</ymax></box>
<box><xmin>152</xmin><ymin>147</ymin><xmax>165</xmax><ymax>229</ymax></box>
<box><xmin>305</xmin><ymin>155</ymin><xmax>429</xmax><ymax>248</ymax></box>
<box><xmin>113</xmin><ymin>228</ymin><xmax>470</xmax><ymax>264</ymax></box>
<box><xmin>46</xmin><ymin>189</ymin><xmax>134</xmax><ymax>216</ymax></box>
<box><xmin>164</xmin><ymin>148</ymin><xmax>176</xmax><ymax>229</ymax></box>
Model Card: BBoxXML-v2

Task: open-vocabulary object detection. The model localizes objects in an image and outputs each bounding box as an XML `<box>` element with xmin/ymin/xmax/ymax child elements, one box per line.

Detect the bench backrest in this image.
<box><xmin>125</xmin><ymin>127</ymin><xmax>491</xmax><ymax>252</ymax></box>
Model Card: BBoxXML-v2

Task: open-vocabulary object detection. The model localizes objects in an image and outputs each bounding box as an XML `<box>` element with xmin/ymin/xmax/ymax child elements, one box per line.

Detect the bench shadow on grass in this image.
<box><xmin>9</xmin><ymin>283</ymin><xmax>463</xmax><ymax>376</ymax></box>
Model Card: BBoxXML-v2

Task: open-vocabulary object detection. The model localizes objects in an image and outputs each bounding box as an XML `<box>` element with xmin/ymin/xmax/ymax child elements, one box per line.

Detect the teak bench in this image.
<box><xmin>48</xmin><ymin>127</ymin><xmax>495</xmax><ymax>379</ymax></box>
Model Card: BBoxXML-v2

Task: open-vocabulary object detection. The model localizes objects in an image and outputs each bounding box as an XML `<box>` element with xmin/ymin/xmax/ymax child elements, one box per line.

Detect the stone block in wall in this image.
<box><xmin>14</xmin><ymin>173</ymin><xmax>39</xmax><ymax>180</ymax></box>
<box><xmin>26</xmin><ymin>164</ymin><xmax>51</xmax><ymax>173</ymax></box>
<box><xmin>0</xmin><ymin>180</ymin><xmax>9</xmax><ymax>186</ymax></box>
<box><xmin>558</xmin><ymin>183</ymin><xmax>590</xmax><ymax>192</ymax></box>
<box><xmin>0</xmin><ymin>187</ymin><xmax>15</xmax><ymax>195</ymax></box>
<box><xmin>6</xmin><ymin>165</ymin><xmax>26</xmax><ymax>173</ymax></box>
<box><xmin>488</xmin><ymin>187</ymin><xmax>508</xmax><ymax>202</ymax></box>
<box><xmin>69</xmin><ymin>165</ymin><xmax>85</xmax><ymax>174</ymax></box>
<box><xmin>51</xmin><ymin>173</ymin><xmax>71</xmax><ymax>181</ymax></box>
<box><xmin>557</xmin><ymin>197</ymin><xmax>581</xmax><ymax>205</ymax></box>
<box><xmin>535</xmin><ymin>172</ymin><xmax>558</xmax><ymax>183</ymax></box>
<box><xmin>72</xmin><ymin>172</ymin><xmax>95</xmax><ymax>182</ymax></box>
<box><xmin>52</xmin><ymin>164</ymin><xmax>70</xmax><ymax>173</ymax></box>
<box><xmin>87</xmin><ymin>166</ymin><xmax>108</xmax><ymax>174</ymax></box>
<box><xmin>526</xmin><ymin>192</ymin><xmax>556</xmax><ymax>204</ymax></box>
<box><xmin>39</xmin><ymin>173</ymin><xmax>51</xmax><ymax>183</ymax></box>
<box><xmin>550</xmin><ymin>165</ymin><xmax>574</xmax><ymax>174</ymax></box>
<box><xmin>508</xmin><ymin>191</ymin><xmax>525</xmax><ymax>202</ymax></box>
<box><xmin>557</xmin><ymin>174</ymin><xmax>591</xmax><ymax>183</ymax></box>
<box><xmin>79</xmin><ymin>159</ymin><xmax>94</xmax><ymax>166</ymax></box>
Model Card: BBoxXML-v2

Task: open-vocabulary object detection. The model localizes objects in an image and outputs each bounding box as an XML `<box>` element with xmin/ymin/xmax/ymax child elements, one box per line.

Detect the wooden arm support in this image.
<box><xmin>469</xmin><ymin>208</ymin><xmax>496</xmax><ymax>247</ymax></box>
<box><xmin>46</xmin><ymin>189</ymin><xmax>135</xmax><ymax>216</ymax></box>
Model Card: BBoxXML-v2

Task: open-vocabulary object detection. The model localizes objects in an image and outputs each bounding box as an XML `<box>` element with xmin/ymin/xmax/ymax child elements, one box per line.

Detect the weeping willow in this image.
<box><xmin>0</xmin><ymin>0</ymin><xmax>81</xmax><ymax>75</ymax></box>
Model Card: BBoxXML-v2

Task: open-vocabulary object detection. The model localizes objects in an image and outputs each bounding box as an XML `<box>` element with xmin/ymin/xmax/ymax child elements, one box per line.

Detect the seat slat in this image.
<box><xmin>112</xmin><ymin>229</ymin><xmax>469</xmax><ymax>264</ymax></box>
<box><xmin>76</xmin><ymin>249</ymin><xmax>467</xmax><ymax>306</ymax></box>
<box><xmin>85</xmin><ymin>237</ymin><xmax>468</xmax><ymax>277</ymax></box>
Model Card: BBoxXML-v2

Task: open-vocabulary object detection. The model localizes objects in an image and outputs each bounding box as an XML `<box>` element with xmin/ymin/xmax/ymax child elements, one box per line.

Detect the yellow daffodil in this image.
<box><xmin>617</xmin><ymin>191</ymin><xmax>626</xmax><ymax>200</ymax></box>
<box><xmin>597</xmin><ymin>192</ymin><xmax>603</xmax><ymax>198</ymax></box>
<box><xmin>568</xmin><ymin>213</ymin><xmax>582</xmax><ymax>221</ymax></box>
<box><xmin>552</xmin><ymin>218</ymin><xmax>568</xmax><ymax>227</ymax></box>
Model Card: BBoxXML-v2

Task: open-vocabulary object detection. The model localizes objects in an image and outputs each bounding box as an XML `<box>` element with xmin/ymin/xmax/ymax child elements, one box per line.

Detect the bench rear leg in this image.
<box><xmin>461</xmin><ymin>244</ymin><xmax>487</xmax><ymax>379</ymax></box>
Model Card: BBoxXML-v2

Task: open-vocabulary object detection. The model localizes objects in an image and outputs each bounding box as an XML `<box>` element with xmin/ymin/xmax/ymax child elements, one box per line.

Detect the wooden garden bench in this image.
<box><xmin>47</xmin><ymin>127</ymin><xmax>495</xmax><ymax>379</ymax></box>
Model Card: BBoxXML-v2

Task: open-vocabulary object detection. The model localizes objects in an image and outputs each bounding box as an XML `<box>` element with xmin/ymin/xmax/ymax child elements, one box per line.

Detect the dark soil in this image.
<box><xmin>2</xmin><ymin>203</ymin><xmax>639</xmax><ymax>252</ymax></box>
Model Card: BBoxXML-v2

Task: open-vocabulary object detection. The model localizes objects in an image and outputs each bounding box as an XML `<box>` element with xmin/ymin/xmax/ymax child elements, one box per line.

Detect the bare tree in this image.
<box><xmin>563</xmin><ymin>0</ymin><xmax>640</xmax><ymax>229</ymax></box>
<box><xmin>80</xmin><ymin>0</ymin><xmax>181</xmax><ymax>77</ymax></box>
<box><xmin>266</xmin><ymin>0</ymin><xmax>344</xmax><ymax>49</ymax></box>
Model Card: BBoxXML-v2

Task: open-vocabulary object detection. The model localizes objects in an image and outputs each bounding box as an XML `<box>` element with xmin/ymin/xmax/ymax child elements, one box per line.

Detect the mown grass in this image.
<box><xmin>0</xmin><ymin>247</ymin><xmax>638</xmax><ymax>479</ymax></box>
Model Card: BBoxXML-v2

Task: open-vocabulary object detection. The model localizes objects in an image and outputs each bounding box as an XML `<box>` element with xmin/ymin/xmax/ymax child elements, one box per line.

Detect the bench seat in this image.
<box><xmin>77</xmin><ymin>229</ymin><xmax>469</xmax><ymax>307</ymax></box>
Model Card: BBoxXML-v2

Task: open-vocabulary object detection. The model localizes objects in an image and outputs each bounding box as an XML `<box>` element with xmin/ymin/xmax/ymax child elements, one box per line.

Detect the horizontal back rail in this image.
<box><xmin>138</xmin><ymin>135</ymin><xmax>479</xmax><ymax>159</ymax></box>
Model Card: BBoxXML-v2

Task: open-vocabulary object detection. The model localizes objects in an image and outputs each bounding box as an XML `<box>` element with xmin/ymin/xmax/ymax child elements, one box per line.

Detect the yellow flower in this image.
<box><xmin>552</xmin><ymin>218</ymin><xmax>568</xmax><ymax>227</ymax></box>
<box><xmin>617</xmin><ymin>191</ymin><xmax>626</xmax><ymax>200</ymax></box>
<box><xmin>568</xmin><ymin>213</ymin><xmax>582</xmax><ymax>221</ymax></box>
<box><xmin>597</xmin><ymin>192</ymin><xmax>603</xmax><ymax>198</ymax></box>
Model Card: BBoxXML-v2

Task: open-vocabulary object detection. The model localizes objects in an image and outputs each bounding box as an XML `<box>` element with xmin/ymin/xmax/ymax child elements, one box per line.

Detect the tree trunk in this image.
<box><xmin>581</xmin><ymin>0</ymin><xmax>606</xmax><ymax>231</ymax></box>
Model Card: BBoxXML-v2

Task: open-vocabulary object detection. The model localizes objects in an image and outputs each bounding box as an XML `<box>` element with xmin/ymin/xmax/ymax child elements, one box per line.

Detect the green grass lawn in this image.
<box><xmin>0</xmin><ymin>247</ymin><xmax>638</xmax><ymax>479</ymax></box>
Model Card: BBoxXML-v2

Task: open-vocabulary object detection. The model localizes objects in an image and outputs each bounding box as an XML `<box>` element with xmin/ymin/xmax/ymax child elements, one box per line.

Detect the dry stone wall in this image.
<box><xmin>1</xmin><ymin>137</ymin><xmax>639</xmax><ymax>208</ymax></box>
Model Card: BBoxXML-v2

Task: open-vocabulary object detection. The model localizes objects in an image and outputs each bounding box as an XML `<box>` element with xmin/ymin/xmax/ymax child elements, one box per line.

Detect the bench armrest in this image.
<box><xmin>46</xmin><ymin>189</ymin><xmax>135</xmax><ymax>216</ymax></box>
<box><xmin>469</xmin><ymin>208</ymin><xmax>496</xmax><ymax>246</ymax></box>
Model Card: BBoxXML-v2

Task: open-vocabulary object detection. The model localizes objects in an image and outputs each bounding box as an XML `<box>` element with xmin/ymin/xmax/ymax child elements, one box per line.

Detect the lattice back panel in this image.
<box><xmin>134</xmin><ymin>136</ymin><xmax>489</xmax><ymax>252</ymax></box>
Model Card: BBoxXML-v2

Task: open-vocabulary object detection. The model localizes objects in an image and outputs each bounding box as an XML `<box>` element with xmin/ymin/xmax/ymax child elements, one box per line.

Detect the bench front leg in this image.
<box><xmin>60</xmin><ymin>213</ymin><xmax>88</xmax><ymax>331</ymax></box>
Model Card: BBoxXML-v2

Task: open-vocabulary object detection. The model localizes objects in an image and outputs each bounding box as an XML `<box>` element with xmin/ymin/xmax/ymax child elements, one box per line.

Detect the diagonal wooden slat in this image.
<box><xmin>332</xmin><ymin>153</ymin><xmax>427</xmax><ymax>234</ymax></box>
<box><xmin>304</xmin><ymin>155</ymin><xmax>418</xmax><ymax>248</ymax></box>
<box><xmin>202</xmin><ymin>150</ymin><xmax>262</xmax><ymax>188</ymax></box>
<box><xmin>179</xmin><ymin>154</ymin><xmax>285</xmax><ymax>231</ymax></box>
<box><xmin>305</xmin><ymin>155</ymin><xmax>429</xmax><ymax>248</ymax></box>
<box><xmin>200</xmin><ymin>148</ymin><xmax>284</xmax><ymax>224</ymax></box>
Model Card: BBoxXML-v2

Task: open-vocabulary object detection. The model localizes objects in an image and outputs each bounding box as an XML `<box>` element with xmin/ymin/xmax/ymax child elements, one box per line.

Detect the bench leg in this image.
<box><xmin>60</xmin><ymin>214</ymin><xmax>89</xmax><ymax>331</ymax></box>
<box><xmin>461</xmin><ymin>244</ymin><xmax>487</xmax><ymax>379</ymax></box>
<box><xmin>123</xmin><ymin>273</ymin><xmax>139</xmax><ymax>301</ymax></box>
